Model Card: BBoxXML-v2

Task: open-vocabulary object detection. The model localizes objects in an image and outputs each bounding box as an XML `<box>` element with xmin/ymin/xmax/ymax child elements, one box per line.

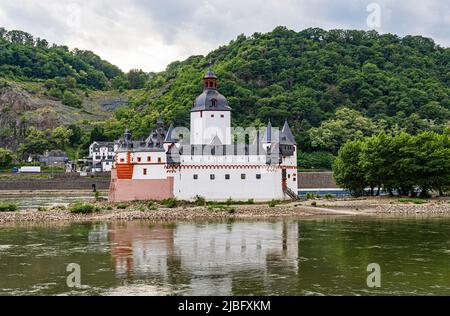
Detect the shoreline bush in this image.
<box><xmin>0</xmin><ymin>203</ymin><xmax>18</xmax><ymax>212</ymax></box>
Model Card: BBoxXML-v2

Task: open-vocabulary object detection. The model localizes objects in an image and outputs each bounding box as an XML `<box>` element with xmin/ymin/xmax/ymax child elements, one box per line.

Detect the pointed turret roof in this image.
<box><xmin>164</xmin><ymin>123</ymin><xmax>178</xmax><ymax>143</ymax></box>
<box><xmin>210</xmin><ymin>135</ymin><xmax>223</xmax><ymax>146</ymax></box>
<box><xmin>263</xmin><ymin>120</ymin><xmax>272</xmax><ymax>143</ymax></box>
<box><xmin>281</xmin><ymin>120</ymin><xmax>296</xmax><ymax>145</ymax></box>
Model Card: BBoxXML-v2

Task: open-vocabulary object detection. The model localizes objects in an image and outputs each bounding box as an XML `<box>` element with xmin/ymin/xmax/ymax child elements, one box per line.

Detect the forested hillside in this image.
<box><xmin>1</xmin><ymin>26</ymin><xmax>449</xmax><ymax>169</ymax></box>
<box><xmin>98</xmin><ymin>27</ymin><xmax>449</xmax><ymax>168</ymax></box>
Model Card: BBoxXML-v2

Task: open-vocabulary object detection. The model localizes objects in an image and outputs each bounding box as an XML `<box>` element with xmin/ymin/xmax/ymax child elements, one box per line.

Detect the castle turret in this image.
<box><xmin>190</xmin><ymin>70</ymin><xmax>232</xmax><ymax>145</ymax></box>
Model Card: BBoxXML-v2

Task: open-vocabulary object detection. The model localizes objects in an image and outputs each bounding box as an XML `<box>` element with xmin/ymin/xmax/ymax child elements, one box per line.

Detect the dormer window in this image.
<box><xmin>211</xmin><ymin>98</ymin><xmax>217</xmax><ymax>107</ymax></box>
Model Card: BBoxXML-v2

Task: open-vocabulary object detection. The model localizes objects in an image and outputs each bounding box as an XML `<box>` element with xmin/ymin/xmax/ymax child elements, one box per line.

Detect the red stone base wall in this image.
<box><xmin>109</xmin><ymin>170</ymin><xmax>174</xmax><ymax>202</ymax></box>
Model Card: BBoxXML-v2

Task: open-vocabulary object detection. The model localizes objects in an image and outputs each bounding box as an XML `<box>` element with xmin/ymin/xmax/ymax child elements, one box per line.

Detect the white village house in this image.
<box><xmin>88</xmin><ymin>142</ymin><xmax>116</xmax><ymax>172</ymax></box>
<box><xmin>109</xmin><ymin>70</ymin><xmax>298</xmax><ymax>202</ymax></box>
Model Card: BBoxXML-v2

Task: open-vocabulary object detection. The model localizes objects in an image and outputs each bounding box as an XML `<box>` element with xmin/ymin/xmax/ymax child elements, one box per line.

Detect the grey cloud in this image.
<box><xmin>0</xmin><ymin>0</ymin><xmax>448</xmax><ymax>72</ymax></box>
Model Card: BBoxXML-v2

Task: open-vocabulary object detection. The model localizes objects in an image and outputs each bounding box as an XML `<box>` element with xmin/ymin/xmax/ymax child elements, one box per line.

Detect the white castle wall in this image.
<box><xmin>190</xmin><ymin>111</ymin><xmax>232</xmax><ymax>145</ymax></box>
<box><xmin>132</xmin><ymin>151</ymin><xmax>167</xmax><ymax>180</ymax></box>
<box><xmin>173</xmin><ymin>160</ymin><xmax>285</xmax><ymax>201</ymax></box>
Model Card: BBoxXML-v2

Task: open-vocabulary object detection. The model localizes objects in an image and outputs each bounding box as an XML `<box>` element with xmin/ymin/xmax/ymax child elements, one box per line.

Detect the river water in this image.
<box><xmin>0</xmin><ymin>218</ymin><xmax>449</xmax><ymax>296</ymax></box>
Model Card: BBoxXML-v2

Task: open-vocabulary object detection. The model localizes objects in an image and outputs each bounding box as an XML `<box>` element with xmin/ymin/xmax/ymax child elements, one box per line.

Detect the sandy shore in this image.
<box><xmin>0</xmin><ymin>196</ymin><xmax>449</xmax><ymax>224</ymax></box>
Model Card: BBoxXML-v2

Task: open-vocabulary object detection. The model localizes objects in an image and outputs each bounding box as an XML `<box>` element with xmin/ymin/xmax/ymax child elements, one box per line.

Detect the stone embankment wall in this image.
<box><xmin>0</xmin><ymin>174</ymin><xmax>110</xmax><ymax>191</ymax></box>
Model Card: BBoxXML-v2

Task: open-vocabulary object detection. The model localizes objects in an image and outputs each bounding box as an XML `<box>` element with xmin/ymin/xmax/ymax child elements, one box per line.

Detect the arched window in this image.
<box><xmin>211</xmin><ymin>98</ymin><xmax>217</xmax><ymax>107</ymax></box>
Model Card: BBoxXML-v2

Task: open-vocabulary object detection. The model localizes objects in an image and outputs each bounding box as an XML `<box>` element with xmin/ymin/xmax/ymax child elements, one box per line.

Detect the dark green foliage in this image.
<box><xmin>116</xmin><ymin>203</ymin><xmax>128</xmax><ymax>209</ymax></box>
<box><xmin>0</xmin><ymin>203</ymin><xmax>18</xmax><ymax>212</ymax></box>
<box><xmin>69</xmin><ymin>203</ymin><xmax>98</xmax><ymax>214</ymax></box>
<box><xmin>0</xmin><ymin>28</ymin><xmax>122</xmax><ymax>89</ymax></box>
<box><xmin>161</xmin><ymin>198</ymin><xmax>179</xmax><ymax>208</ymax></box>
<box><xmin>127</xmin><ymin>69</ymin><xmax>148</xmax><ymax>89</ymax></box>
<box><xmin>398</xmin><ymin>198</ymin><xmax>426</xmax><ymax>204</ymax></box>
<box><xmin>194</xmin><ymin>195</ymin><xmax>206</xmax><ymax>206</ymax></box>
<box><xmin>62</xmin><ymin>90</ymin><xmax>82</xmax><ymax>108</ymax></box>
<box><xmin>0</xmin><ymin>148</ymin><xmax>13</xmax><ymax>168</ymax></box>
<box><xmin>68</xmin><ymin>124</ymin><xmax>82</xmax><ymax>146</ymax></box>
<box><xmin>333</xmin><ymin>131</ymin><xmax>450</xmax><ymax>197</ymax></box>
<box><xmin>298</xmin><ymin>151</ymin><xmax>336</xmax><ymax>170</ymax></box>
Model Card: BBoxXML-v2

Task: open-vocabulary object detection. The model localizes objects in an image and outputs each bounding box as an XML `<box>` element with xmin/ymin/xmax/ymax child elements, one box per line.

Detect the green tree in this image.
<box><xmin>68</xmin><ymin>124</ymin><xmax>83</xmax><ymax>146</ymax></box>
<box><xmin>62</xmin><ymin>91</ymin><xmax>82</xmax><ymax>108</ymax></box>
<box><xmin>333</xmin><ymin>140</ymin><xmax>367</xmax><ymax>196</ymax></box>
<box><xmin>51</xmin><ymin>126</ymin><xmax>73</xmax><ymax>149</ymax></box>
<box><xmin>22</xmin><ymin>128</ymin><xmax>51</xmax><ymax>155</ymax></box>
<box><xmin>309</xmin><ymin>108</ymin><xmax>378</xmax><ymax>154</ymax></box>
<box><xmin>127</xmin><ymin>69</ymin><xmax>148</xmax><ymax>89</ymax></box>
<box><xmin>0</xmin><ymin>148</ymin><xmax>14</xmax><ymax>168</ymax></box>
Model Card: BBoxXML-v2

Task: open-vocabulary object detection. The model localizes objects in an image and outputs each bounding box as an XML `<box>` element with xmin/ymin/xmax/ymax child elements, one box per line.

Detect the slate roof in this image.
<box><xmin>192</xmin><ymin>89</ymin><xmax>231</xmax><ymax>112</ymax></box>
<box><xmin>191</xmin><ymin>70</ymin><xmax>232</xmax><ymax>112</ymax></box>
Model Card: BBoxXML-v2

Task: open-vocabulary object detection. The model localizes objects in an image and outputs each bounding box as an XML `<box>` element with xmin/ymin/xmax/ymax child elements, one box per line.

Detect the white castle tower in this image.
<box><xmin>190</xmin><ymin>70</ymin><xmax>232</xmax><ymax>145</ymax></box>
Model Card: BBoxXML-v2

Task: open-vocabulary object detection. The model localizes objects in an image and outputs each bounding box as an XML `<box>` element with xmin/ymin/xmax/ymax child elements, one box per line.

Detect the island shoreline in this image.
<box><xmin>1</xmin><ymin>196</ymin><xmax>449</xmax><ymax>224</ymax></box>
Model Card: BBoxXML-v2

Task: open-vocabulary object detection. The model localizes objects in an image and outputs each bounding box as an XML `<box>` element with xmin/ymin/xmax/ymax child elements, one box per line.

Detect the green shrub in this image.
<box><xmin>147</xmin><ymin>201</ymin><xmax>157</xmax><ymax>210</ymax></box>
<box><xmin>116</xmin><ymin>203</ymin><xmax>129</xmax><ymax>209</ymax></box>
<box><xmin>398</xmin><ymin>198</ymin><xmax>426</xmax><ymax>205</ymax></box>
<box><xmin>227</xmin><ymin>207</ymin><xmax>236</xmax><ymax>214</ymax></box>
<box><xmin>161</xmin><ymin>198</ymin><xmax>178</xmax><ymax>208</ymax></box>
<box><xmin>325</xmin><ymin>193</ymin><xmax>334</xmax><ymax>199</ymax></box>
<box><xmin>269</xmin><ymin>200</ymin><xmax>278</xmax><ymax>208</ymax></box>
<box><xmin>106</xmin><ymin>206</ymin><xmax>113</xmax><ymax>210</ymax></box>
<box><xmin>62</xmin><ymin>90</ymin><xmax>82</xmax><ymax>108</ymax></box>
<box><xmin>311</xmin><ymin>201</ymin><xmax>317</xmax><ymax>207</ymax></box>
<box><xmin>0</xmin><ymin>203</ymin><xmax>18</xmax><ymax>212</ymax></box>
<box><xmin>70</xmin><ymin>203</ymin><xmax>97</xmax><ymax>214</ymax></box>
<box><xmin>306</xmin><ymin>192</ymin><xmax>314</xmax><ymax>200</ymax></box>
<box><xmin>37</xmin><ymin>206</ymin><xmax>48</xmax><ymax>212</ymax></box>
<box><xmin>194</xmin><ymin>195</ymin><xmax>206</xmax><ymax>206</ymax></box>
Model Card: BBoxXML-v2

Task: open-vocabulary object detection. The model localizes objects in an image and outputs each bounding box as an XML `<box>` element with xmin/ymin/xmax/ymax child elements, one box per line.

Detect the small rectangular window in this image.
<box><xmin>225</xmin><ymin>174</ymin><xmax>230</xmax><ymax>180</ymax></box>
<box><xmin>158</xmin><ymin>157</ymin><xmax>162</xmax><ymax>163</ymax></box>
<box><xmin>221</xmin><ymin>114</ymin><xmax>224</xmax><ymax>118</ymax></box>
<box><xmin>137</xmin><ymin>157</ymin><xmax>142</xmax><ymax>163</ymax></box>
<box><xmin>210</xmin><ymin>174</ymin><xmax>215</xmax><ymax>180</ymax></box>
<box><xmin>256</xmin><ymin>174</ymin><xmax>261</xmax><ymax>180</ymax></box>
<box><xmin>147</xmin><ymin>156</ymin><xmax>151</xmax><ymax>162</ymax></box>
<box><xmin>143</xmin><ymin>168</ymin><xmax>147</xmax><ymax>175</ymax></box>
<box><xmin>211</xmin><ymin>114</ymin><xmax>215</xmax><ymax>118</ymax></box>
<box><xmin>193</xmin><ymin>174</ymin><xmax>198</xmax><ymax>180</ymax></box>
<box><xmin>120</xmin><ymin>158</ymin><xmax>124</xmax><ymax>163</ymax></box>
<box><xmin>241</xmin><ymin>174</ymin><xmax>246</xmax><ymax>180</ymax></box>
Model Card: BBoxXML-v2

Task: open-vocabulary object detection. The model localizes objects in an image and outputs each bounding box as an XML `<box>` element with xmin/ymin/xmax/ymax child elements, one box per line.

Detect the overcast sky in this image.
<box><xmin>0</xmin><ymin>0</ymin><xmax>448</xmax><ymax>72</ymax></box>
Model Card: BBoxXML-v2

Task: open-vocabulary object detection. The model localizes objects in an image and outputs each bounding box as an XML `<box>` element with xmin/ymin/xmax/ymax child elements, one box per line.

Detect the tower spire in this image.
<box><xmin>282</xmin><ymin>120</ymin><xmax>296</xmax><ymax>144</ymax></box>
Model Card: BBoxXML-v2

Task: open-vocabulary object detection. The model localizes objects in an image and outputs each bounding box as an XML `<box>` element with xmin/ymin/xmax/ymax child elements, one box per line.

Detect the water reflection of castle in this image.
<box><xmin>105</xmin><ymin>221</ymin><xmax>298</xmax><ymax>294</ymax></box>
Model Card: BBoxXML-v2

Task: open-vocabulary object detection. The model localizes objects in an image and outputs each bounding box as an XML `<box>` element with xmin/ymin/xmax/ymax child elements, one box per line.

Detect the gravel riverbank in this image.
<box><xmin>0</xmin><ymin>196</ymin><xmax>449</xmax><ymax>224</ymax></box>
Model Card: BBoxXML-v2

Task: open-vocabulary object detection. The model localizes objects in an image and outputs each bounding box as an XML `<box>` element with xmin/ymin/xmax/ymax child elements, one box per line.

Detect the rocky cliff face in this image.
<box><xmin>0</xmin><ymin>81</ymin><xmax>129</xmax><ymax>150</ymax></box>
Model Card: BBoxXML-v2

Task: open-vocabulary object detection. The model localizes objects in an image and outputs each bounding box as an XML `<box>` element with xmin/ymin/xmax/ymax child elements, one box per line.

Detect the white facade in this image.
<box><xmin>89</xmin><ymin>142</ymin><xmax>115</xmax><ymax>172</ymax></box>
<box><xmin>190</xmin><ymin>111</ymin><xmax>232</xmax><ymax>145</ymax></box>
